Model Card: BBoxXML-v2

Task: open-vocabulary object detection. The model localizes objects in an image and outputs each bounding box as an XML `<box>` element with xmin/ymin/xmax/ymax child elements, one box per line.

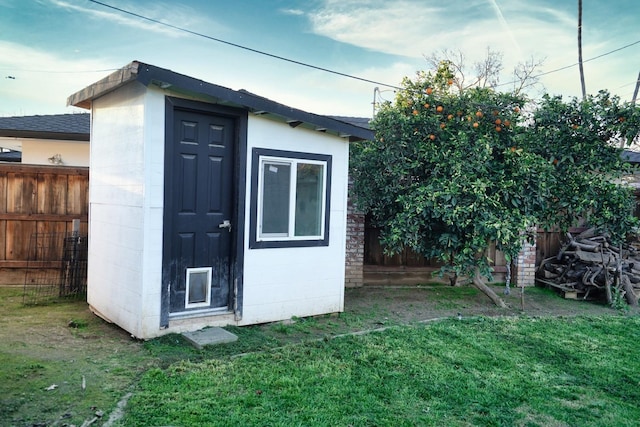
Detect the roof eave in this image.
<box><xmin>67</xmin><ymin>61</ymin><xmax>140</xmax><ymax>110</ymax></box>
<box><xmin>67</xmin><ymin>61</ymin><xmax>374</xmax><ymax>142</ymax></box>
<box><xmin>0</xmin><ymin>130</ymin><xmax>89</xmax><ymax>141</ymax></box>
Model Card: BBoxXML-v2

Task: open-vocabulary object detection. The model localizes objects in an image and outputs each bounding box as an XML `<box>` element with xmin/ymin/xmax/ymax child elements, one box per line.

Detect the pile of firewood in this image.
<box><xmin>537</xmin><ymin>228</ymin><xmax>639</xmax><ymax>306</ymax></box>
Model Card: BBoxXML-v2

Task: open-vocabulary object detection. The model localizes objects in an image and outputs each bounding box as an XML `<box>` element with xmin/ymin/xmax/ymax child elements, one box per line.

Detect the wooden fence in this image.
<box><xmin>363</xmin><ymin>223</ymin><xmax>507</xmax><ymax>285</ymax></box>
<box><xmin>0</xmin><ymin>164</ymin><xmax>88</xmax><ymax>282</ymax></box>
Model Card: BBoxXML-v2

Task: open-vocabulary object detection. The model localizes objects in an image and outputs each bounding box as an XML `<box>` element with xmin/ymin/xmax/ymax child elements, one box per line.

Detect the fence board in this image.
<box><xmin>9</xmin><ymin>172</ymin><xmax>37</xmax><ymax>214</ymax></box>
<box><xmin>67</xmin><ymin>174</ymin><xmax>88</xmax><ymax>215</ymax></box>
<box><xmin>37</xmin><ymin>173</ymin><xmax>68</xmax><ymax>214</ymax></box>
<box><xmin>0</xmin><ymin>169</ymin><xmax>6</xmax><ymax>214</ymax></box>
<box><xmin>0</xmin><ymin>219</ymin><xmax>5</xmax><ymax>260</ymax></box>
<box><xmin>5</xmin><ymin>220</ymin><xmax>36</xmax><ymax>260</ymax></box>
<box><xmin>37</xmin><ymin>220</ymin><xmax>69</xmax><ymax>236</ymax></box>
<box><xmin>0</xmin><ymin>164</ymin><xmax>88</xmax><ymax>270</ymax></box>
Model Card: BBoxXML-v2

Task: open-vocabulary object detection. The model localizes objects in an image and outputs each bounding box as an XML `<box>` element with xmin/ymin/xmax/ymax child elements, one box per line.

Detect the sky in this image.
<box><xmin>0</xmin><ymin>0</ymin><xmax>639</xmax><ymax>118</ymax></box>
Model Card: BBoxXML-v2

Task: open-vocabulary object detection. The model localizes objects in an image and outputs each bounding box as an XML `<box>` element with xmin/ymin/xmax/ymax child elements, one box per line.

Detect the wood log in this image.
<box><xmin>621</xmin><ymin>275</ymin><xmax>638</xmax><ymax>306</ymax></box>
<box><xmin>544</xmin><ymin>229</ymin><xmax>640</xmax><ymax>306</ymax></box>
<box><xmin>576</xmin><ymin>227</ymin><xmax>598</xmax><ymax>240</ymax></box>
<box><xmin>576</xmin><ymin>250</ymin><xmax>614</xmax><ymax>264</ymax></box>
<box><xmin>569</xmin><ymin>241</ymin><xmax>601</xmax><ymax>252</ymax></box>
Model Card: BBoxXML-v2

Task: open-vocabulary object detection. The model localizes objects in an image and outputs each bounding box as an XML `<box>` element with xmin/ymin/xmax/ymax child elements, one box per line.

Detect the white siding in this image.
<box><xmin>239</xmin><ymin>115</ymin><xmax>348</xmax><ymax>326</ymax></box>
<box><xmin>87</xmin><ymin>82</ymin><xmax>166</xmax><ymax>338</ymax></box>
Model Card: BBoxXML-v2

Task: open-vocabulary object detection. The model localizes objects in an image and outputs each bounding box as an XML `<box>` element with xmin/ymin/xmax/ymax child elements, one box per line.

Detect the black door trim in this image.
<box><xmin>160</xmin><ymin>97</ymin><xmax>247</xmax><ymax>328</ymax></box>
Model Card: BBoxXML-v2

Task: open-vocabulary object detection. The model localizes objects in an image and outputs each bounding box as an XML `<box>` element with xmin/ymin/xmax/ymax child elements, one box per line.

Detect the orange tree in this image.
<box><xmin>525</xmin><ymin>91</ymin><xmax>640</xmax><ymax>238</ymax></box>
<box><xmin>351</xmin><ymin>74</ymin><xmax>640</xmax><ymax>307</ymax></box>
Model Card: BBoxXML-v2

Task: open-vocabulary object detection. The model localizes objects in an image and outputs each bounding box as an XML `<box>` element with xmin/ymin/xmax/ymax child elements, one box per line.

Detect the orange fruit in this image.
<box><xmin>619</xmin><ymin>117</ymin><xmax>626</xmax><ymax>122</ymax></box>
<box><xmin>503</xmin><ymin>120</ymin><xmax>511</xmax><ymax>127</ymax></box>
<box><xmin>447</xmin><ymin>114</ymin><xmax>454</xmax><ymax>120</ymax></box>
<box><xmin>447</xmin><ymin>78</ymin><xmax>454</xmax><ymax>85</ymax></box>
<box><xmin>436</xmin><ymin>105</ymin><xmax>444</xmax><ymax>113</ymax></box>
<box><xmin>475</xmin><ymin>111</ymin><xmax>483</xmax><ymax>118</ymax></box>
<box><xmin>440</xmin><ymin>123</ymin><xmax>446</xmax><ymax>129</ymax></box>
<box><xmin>412</xmin><ymin>110</ymin><xmax>419</xmax><ymax>116</ymax></box>
<box><xmin>473</xmin><ymin>122</ymin><xmax>479</xmax><ymax>128</ymax></box>
<box><xmin>495</xmin><ymin>118</ymin><xmax>502</xmax><ymax>125</ymax></box>
<box><xmin>493</xmin><ymin>110</ymin><xmax>499</xmax><ymax>116</ymax></box>
<box><xmin>426</xmin><ymin>87</ymin><xmax>433</xmax><ymax>95</ymax></box>
<box><xmin>495</xmin><ymin>126</ymin><xmax>502</xmax><ymax>132</ymax></box>
<box><xmin>429</xmin><ymin>134</ymin><xmax>436</xmax><ymax>140</ymax></box>
<box><xmin>424</xmin><ymin>103</ymin><xmax>430</xmax><ymax>109</ymax></box>
<box><xmin>513</xmin><ymin>106</ymin><xmax>520</xmax><ymax>113</ymax></box>
<box><xmin>510</xmin><ymin>147</ymin><xmax>516</xmax><ymax>152</ymax></box>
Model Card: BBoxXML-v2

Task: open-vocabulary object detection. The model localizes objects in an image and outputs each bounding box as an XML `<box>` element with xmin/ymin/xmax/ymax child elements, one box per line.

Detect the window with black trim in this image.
<box><xmin>250</xmin><ymin>148</ymin><xmax>331</xmax><ymax>249</ymax></box>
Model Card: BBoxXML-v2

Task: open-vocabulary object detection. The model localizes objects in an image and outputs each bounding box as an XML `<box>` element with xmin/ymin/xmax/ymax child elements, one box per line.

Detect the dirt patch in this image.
<box><xmin>0</xmin><ymin>287</ymin><xmax>152</xmax><ymax>427</ymax></box>
<box><xmin>344</xmin><ymin>283</ymin><xmax>638</xmax><ymax>326</ymax></box>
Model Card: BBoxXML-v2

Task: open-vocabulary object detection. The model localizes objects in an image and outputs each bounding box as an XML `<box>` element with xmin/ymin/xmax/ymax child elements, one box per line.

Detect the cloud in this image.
<box><xmin>304</xmin><ymin>0</ymin><xmax>639</xmax><ymax>102</ymax></box>
<box><xmin>280</xmin><ymin>8</ymin><xmax>305</xmax><ymax>16</ymax></box>
<box><xmin>44</xmin><ymin>0</ymin><xmax>227</xmax><ymax>38</ymax></box>
<box><xmin>306</xmin><ymin>0</ymin><xmax>577</xmax><ymax>63</ymax></box>
<box><xmin>0</xmin><ymin>41</ymin><xmax>115</xmax><ymax>116</ymax></box>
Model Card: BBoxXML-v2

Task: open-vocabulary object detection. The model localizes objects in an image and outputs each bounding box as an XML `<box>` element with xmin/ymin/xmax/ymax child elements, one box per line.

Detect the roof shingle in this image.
<box><xmin>0</xmin><ymin>113</ymin><xmax>89</xmax><ymax>140</ymax></box>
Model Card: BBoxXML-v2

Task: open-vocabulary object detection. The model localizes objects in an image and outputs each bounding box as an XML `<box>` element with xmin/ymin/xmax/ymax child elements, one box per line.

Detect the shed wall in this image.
<box><xmin>240</xmin><ymin>115</ymin><xmax>348</xmax><ymax>325</ymax></box>
<box><xmin>87</xmin><ymin>82</ymin><xmax>166</xmax><ymax>338</ymax></box>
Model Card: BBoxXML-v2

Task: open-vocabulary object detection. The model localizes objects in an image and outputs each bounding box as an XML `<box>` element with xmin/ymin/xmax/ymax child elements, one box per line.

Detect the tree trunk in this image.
<box><xmin>449</xmin><ymin>272</ymin><xmax>458</xmax><ymax>287</ymax></box>
<box><xmin>632</xmin><ymin>70</ymin><xmax>640</xmax><ymax>105</ymax></box>
<box><xmin>472</xmin><ymin>268</ymin><xmax>507</xmax><ymax>308</ymax></box>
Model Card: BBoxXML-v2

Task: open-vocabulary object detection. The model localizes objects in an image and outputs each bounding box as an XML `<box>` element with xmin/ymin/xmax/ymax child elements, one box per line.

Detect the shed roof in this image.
<box><xmin>67</xmin><ymin>61</ymin><xmax>373</xmax><ymax>142</ymax></box>
<box><xmin>0</xmin><ymin>113</ymin><xmax>89</xmax><ymax>141</ymax></box>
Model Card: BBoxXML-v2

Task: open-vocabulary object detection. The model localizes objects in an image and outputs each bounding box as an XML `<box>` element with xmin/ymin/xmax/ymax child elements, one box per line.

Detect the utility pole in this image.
<box><xmin>578</xmin><ymin>0</ymin><xmax>587</xmax><ymax>99</ymax></box>
<box><xmin>632</xmin><ymin>70</ymin><xmax>640</xmax><ymax>105</ymax></box>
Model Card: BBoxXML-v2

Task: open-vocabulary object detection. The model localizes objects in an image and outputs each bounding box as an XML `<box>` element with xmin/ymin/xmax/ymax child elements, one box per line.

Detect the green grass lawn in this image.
<box><xmin>121</xmin><ymin>316</ymin><xmax>640</xmax><ymax>427</ymax></box>
<box><xmin>2</xmin><ymin>284</ymin><xmax>638</xmax><ymax>426</ymax></box>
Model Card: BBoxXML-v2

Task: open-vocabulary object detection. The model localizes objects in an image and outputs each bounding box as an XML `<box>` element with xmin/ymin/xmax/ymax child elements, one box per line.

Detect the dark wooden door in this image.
<box><xmin>164</xmin><ymin>108</ymin><xmax>235</xmax><ymax>313</ymax></box>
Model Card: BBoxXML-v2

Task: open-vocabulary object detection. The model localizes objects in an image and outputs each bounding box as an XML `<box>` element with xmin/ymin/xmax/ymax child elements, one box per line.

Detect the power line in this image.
<box><xmin>28</xmin><ymin>0</ymin><xmax>639</xmax><ymax>96</ymax></box>
<box><xmin>0</xmin><ymin>67</ymin><xmax>119</xmax><ymax>74</ymax></box>
<box><xmin>87</xmin><ymin>0</ymin><xmax>402</xmax><ymax>90</ymax></box>
<box><xmin>496</xmin><ymin>39</ymin><xmax>640</xmax><ymax>89</ymax></box>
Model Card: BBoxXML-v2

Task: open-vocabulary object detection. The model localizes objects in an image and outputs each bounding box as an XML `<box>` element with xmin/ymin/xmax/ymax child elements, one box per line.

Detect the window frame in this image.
<box><xmin>249</xmin><ymin>148</ymin><xmax>331</xmax><ymax>249</ymax></box>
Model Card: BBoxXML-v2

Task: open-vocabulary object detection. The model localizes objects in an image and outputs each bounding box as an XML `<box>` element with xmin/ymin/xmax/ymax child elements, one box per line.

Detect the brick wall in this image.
<box><xmin>515</xmin><ymin>239</ymin><xmax>536</xmax><ymax>287</ymax></box>
<box><xmin>344</xmin><ymin>186</ymin><xmax>364</xmax><ymax>287</ymax></box>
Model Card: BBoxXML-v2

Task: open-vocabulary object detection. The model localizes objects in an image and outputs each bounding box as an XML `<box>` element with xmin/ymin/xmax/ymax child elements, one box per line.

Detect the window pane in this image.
<box><xmin>261</xmin><ymin>162</ymin><xmax>290</xmax><ymax>234</ymax></box>
<box><xmin>295</xmin><ymin>163</ymin><xmax>323</xmax><ymax>236</ymax></box>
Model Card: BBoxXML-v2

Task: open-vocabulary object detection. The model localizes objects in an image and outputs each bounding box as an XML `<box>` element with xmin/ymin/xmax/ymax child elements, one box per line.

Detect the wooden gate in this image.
<box><xmin>0</xmin><ymin>164</ymin><xmax>88</xmax><ymax>284</ymax></box>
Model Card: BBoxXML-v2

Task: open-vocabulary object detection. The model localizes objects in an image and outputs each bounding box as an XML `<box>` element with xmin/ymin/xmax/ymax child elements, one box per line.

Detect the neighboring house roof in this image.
<box><xmin>622</xmin><ymin>150</ymin><xmax>640</xmax><ymax>164</ymax></box>
<box><xmin>0</xmin><ymin>113</ymin><xmax>89</xmax><ymax>141</ymax></box>
<box><xmin>330</xmin><ymin>116</ymin><xmax>371</xmax><ymax>130</ymax></box>
<box><xmin>67</xmin><ymin>61</ymin><xmax>374</xmax><ymax>142</ymax></box>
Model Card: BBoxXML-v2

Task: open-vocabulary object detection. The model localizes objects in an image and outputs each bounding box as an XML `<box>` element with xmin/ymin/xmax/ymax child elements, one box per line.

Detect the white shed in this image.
<box><xmin>67</xmin><ymin>61</ymin><xmax>372</xmax><ymax>339</ymax></box>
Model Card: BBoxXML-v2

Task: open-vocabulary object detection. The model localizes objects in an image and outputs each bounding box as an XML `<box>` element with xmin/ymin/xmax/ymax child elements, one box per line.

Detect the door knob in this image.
<box><xmin>219</xmin><ymin>220</ymin><xmax>231</xmax><ymax>231</ymax></box>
